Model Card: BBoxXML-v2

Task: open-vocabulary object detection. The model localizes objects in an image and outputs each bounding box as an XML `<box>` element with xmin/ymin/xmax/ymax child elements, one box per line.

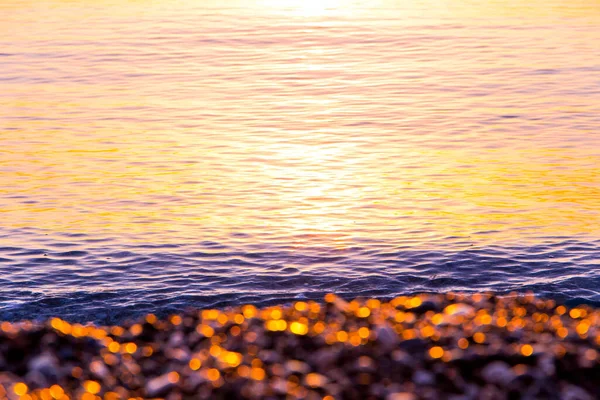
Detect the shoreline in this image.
<box><xmin>1</xmin><ymin>293</ymin><xmax>599</xmax><ymax>399</ymax></box>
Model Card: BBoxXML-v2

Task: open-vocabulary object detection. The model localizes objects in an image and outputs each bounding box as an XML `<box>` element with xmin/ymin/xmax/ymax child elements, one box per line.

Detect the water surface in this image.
<box><xmin>1</xmin><ymin>0</ymin><xmax>599</xmax><ymax>322</ymax></box>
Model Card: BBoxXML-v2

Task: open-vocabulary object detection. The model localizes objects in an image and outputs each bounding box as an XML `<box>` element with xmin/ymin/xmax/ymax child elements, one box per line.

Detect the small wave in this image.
<box><xmin>0</xmin><ymin>236</ymin><xmax>598</xmax><ymax>324</ymax></box>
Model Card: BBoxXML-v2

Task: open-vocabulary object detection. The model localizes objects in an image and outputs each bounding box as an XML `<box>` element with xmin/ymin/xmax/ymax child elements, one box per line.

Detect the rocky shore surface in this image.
<box><xmin>1</xmin><ymin>293</ymin><xmax>599</xmax><ymax>400</ymax></box>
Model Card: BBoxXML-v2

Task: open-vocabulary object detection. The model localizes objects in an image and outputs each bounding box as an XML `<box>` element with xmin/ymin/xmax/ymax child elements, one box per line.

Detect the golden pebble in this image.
<box><xmin>366</xmin><ymin>299</ymin><xmax>381</xmax><ymax>309</ymax></box>
<box><xmin>313</xmin><ymin>321</ymin><xmax>325</xmax><ymax>334</ymax></box>
<box><xmin>13</xmin><ymin>383</ymin><xmax>28</xmax><ymax>396</ymax></box>
<box><xmin>108</xmin><ymin>341</ymin><xmax>120</xmax><ymax>353</ymax></box>
<box><xmin>110</xmin><ymin>326</ymin><xmax>124</xmax><ymax>336</ymax></box>
<box><xmin>336</xmin><ymin>330</ymin><xmax>349</xmax><ymax>342</ymax></box>
<box><xmin>49</xmin><ymin>385</ymin><xmax>64</xmax><ymax>399</ymax></box>
<box><xmin>167</xmin><ymin>372</ymin><xmax>179</xmax><ymax>383</ymax></box>
<box><xmin>124</xmin><ymin>342</ymin><xmax>137</xmax><ymax>354</ymax></box>
<box><xmin>145</xmin><ymin>314</ymin><xmax>157</xmax><ymax>324</ymax></box>
<box><xmin>294</xmin><ymin>301</ymin><xmax>307</xmax><ymax>312</ymax></box>
<box><xmin>142</xmin><ymin>345</ymin><xmax>154</xmax><ymax>357</ymax></box>
<box><xmin>356</xmin><ymin>306</ymin><xmax>371</xmax><ymax>318</ymax></box>
<box><xmin>473</xmin><ymin>332</ymin><xmax>486</xmax><ymax>344</ymax></box>
<box><xmin>520</xmin><ymin>344</ymin><xmax>534</xmax><ymax>356</ymax></box>
<box><xmin>290</xmin><ymin>321</ymin><xmax>308</xmax><ymax>335</ymax></box>
<box><xmin>431</xmin><ymin>313</ymin><xmax>444</xmax><ymax>325</ymax></box>
<box><xmin>233</xmin><ymin>313</ymin><xmax>245</xmax><ymax>324</ymax></box>
<box><xmin>242</xmin><ymin>305</ymin><xmax>257</xmax><ymax>318</ymax></box>
<box><xmin>557</xmin><ymin>327</ymin><xmax>569</xmax><ymax>338</ymax></box>
<box><xmin>402</xmin><ymin>329</ymin><xmax>417</xmax><ymax>340</ymax></box>
<box><xmin>324</xmin><ymin>293</ymin><xmax>336</xmax><ymax>303</ymax></box>
<box><xmin>407</xmin><ymin>297</ymin><xmax>422</xmax><ymax>309</ymax></box>
<box><xmin>81</xmin><ymin>392</ymin><xmax>96</xmax><ymax>400</ymax></box>
<box><xmin>83</xmin><ymin>380</ymin><xmax>101</xmax><ymax>395</ymax></box>
<box><xmin>250</xmin><ymin>367</ymin><xmax>265</xmax><ymax>381</ymax></box>
<box><xmin>429</xmin><ymin>346</ymin><xmax>444</xmax><ymax>359</ymax></box>
<box><xmin>129</xmin><ymin>324</ymin><xmax>143</xmax><ymax>336</ymax></box>
<box><xmin>358</xmin><ymin>327</ymin><xmax>370</xmax><ymax>339</ymax></box>
<box><xmin>189</xmin><ymin>358</ymin><xmax>201</xmax><ymax>370</ymax></box>
<box><xmin>237</xmin><ymin>365</ymin><xmax>250</xmax><ymax>378</ymax></box>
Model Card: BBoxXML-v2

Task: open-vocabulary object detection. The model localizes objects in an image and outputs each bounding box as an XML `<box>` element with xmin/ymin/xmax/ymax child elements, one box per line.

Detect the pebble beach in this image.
<box><xmin>1</xmin><ymin>293</ymin><xmax>599</xmax><ymax>400</ymax></box>
<box><xmin>3</xmin><ymin>1</ymin><xmax>600</xmax><ymax>399</ymax></box>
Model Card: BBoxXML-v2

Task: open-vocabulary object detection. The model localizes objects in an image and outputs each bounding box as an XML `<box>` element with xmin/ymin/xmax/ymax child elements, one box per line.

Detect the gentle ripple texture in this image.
<box><xmin>0</xmin><ymin>0</ymin><xmax>599</xmax><ymax>322</ymax></box>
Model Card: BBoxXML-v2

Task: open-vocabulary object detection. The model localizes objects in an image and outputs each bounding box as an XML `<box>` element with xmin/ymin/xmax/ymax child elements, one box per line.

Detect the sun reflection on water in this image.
<box><xmin>259</xmin><ymin>0</ymin><xmax>347</xmax><ymax>16</ymax></box>
<box><xmin>0</xmin><ymin>0</ymin><xmax>599</xmax><ymax>248</ymax></box>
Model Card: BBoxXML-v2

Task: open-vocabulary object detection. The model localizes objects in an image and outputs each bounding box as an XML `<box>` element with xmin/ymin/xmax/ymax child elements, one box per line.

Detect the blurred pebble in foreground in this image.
<box><xmin>0</xmin><ymin>292</ymin><xmax>599</xmax><ymax>399</ymax></box>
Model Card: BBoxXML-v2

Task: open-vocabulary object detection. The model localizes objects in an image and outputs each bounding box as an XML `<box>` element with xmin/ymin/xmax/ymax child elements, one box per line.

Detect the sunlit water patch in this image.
<box><xmin>0</xmin><ymin>0</ymin><xmax>599</xmax><ymax>322</ymax></box>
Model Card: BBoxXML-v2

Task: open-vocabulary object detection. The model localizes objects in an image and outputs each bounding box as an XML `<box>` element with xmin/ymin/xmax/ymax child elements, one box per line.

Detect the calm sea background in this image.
<box><xmin>1</xmin><ymin>0</ymin><xmax>599</xmax><ymax>323</ymax></box>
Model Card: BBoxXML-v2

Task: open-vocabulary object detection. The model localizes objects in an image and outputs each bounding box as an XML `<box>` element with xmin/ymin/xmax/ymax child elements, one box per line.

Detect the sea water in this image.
<box><xmin>1</xmin><ymin>0</ymin><xmax>599</xmax><ymax>322</ymax></box>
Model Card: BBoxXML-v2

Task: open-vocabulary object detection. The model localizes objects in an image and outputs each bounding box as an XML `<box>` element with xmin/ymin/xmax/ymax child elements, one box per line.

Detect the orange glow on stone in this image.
<box><xmin>143</xmin><ymin>346</ymin><xmax>154</xmax><ymax>357</ymax></box>
<box><xmin>349</xmin><ymin>334</ymin><xmax>362</xmax><ymax>346</ymax></box>
<box><xmin>224</xmin><ymin>352</ymin><xmax>243</xmax><ymax>367</ymax></box>
<box><xmin>521</xmin><ymin>344</ymin><xmax>534</xmax><ymax>356</ymax></box>
<box><xmin>237</xmin><ymin>365</ymin><xmax>250</xmax><ymax>378</ymax></box>
<box><xmin>356</xmin><ymin>307</ymin><xmax>371</xmax><ymax>318</ymax></box>
<box><xmin>234</xmin><ymin>314</ymin><xmax>245</xmax><ymax>324</ymax></box>
<box><xmin>189</xmin><ymin>358</ymin><xmax>201</xmax><ymax>370</ymax></box>
<box><xmin>196</xmin><ymin>324</ymin><xmax>215</xmax><ymax>337</ymax></box>
<box><xmin>108</xmin><ymin>342</ymin><xmax>120</xmax><ymax>353</ymax></box>
<box><xmin>290</xmin><ymin>321</ymin><xmax>309</xmax><ymax>335</ymax></box>
<box><xmin>576</xmin><ymin>321</ymin><xmax>590</xmax><ymax>335</ymax></box>
<box><xmin>110</xmin><ymin>326</ymin><xmax>124</xmax><ymax>336</ymax></box>
<box><xmin>557</xmin><ymin>327</ymin><xmax>568</xmax><ymax>338</ymax></box>
<box><xmin>294</xmin><ymin>302</ymin><xmax>308</xmax><ymax>312</ymax></box>
<box><xmin>167</xmin><ymin>372</ymin><xmax>180</xmax><ymax>383</ymax></box>
<box><xmin>83</xmin><ymin>380</ymin><xmax>101</xmax><ymax>395</ymax></box>
<box><xmin>358</xmin><ymin>327</ymin><xmax>370</xmax><ymax>339</ymax></box>
<box><xmin>421</xmin><ymin>325</ymin><xmax>435</xmax><ymax>338</ymax></box>
<box><xmin>242</xmin><ymin>305</ymin><xmax>257</xmax><ymax>319</ymax></box>
<box><xmin>125</xmin><ymin>342</ymin><xmax>138</xmax><ymax>354</ymax></box>
<box><xmin>203</xmin><ymin>310</ymin><xmax>219</xmax><ymax>320</ymax></box>
<box><xmin>395</xmin><ymin>311</ymin><xmax>406</xmax><ymax>323</ymax></box>
<box><xmin>129</xmin><ymin>324</ymin><xmax>143</xmax><ymax>336</ymax></box>
<box><xmin>250</xmin><ymin>367</ymin><xmax>266</xmax><ymax>381</ymax></box>
<box><xmin>313</xmin><ymin>322</ymin><xmax>325</xmax><ymax>334</ymax></box>
<box><xmin>570</xmin><ymin>309</ymin><xmax>582</xmax><ymax>319</ymax></box>
<box><xmin>207</xmin><ymin>368</ymin><xmax>221</xmax><ymax>381</ymax></box>
<box><xmin>145</xmin><ymin>314</ymin><xmax>157</xmax><ymax>324</ymax></box>
<box><xmin>49</xmin><ymin>385</ymin><xmax>64</xmax><ymax>399</ymax></box>
<box><xmin>305</xmin><ymin>373</ymin><xmax>327</xmax><ymax>388</ymax></box>
<box><xmin>402</xmin><ymin>329</ymin><xmax>417</xmax><ymax>340</ymax></box>
<box><xmin>473</xmin><ymin>332</ymin><xmax>486</xmax><ymax>343</ymax></box>
<box><xmin>429</xmin><ymin>346</ymin><xmax>444</xmax><ymax>359</ymax></box>
<box><xmin>408</xmin><ymin>297</ymin><xmax>422</xmax><ymax>309</ymax></box>
<box><xmin>431</xmin><ymin>313</ymin><xmax>444</xmax><ymax>325</ymax></box>
<box><xmin>336</xmin><ymin>331</ymin><xmax>349</xmax><ymax>342</ymax></box>
<box><xmin>13</xmin><ymin>383</ymin><xmax>28</xmax><ymax>396</ymax></box>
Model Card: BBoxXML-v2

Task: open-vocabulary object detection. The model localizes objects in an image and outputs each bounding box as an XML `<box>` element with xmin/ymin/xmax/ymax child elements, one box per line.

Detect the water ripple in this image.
<box><xmin>0</xmin><ymin>234</ymin><xmax>597</xmax><ymax>323</ymax></box>
<box><xmin>1</xmin><ymin>0</ymin><xmax>599</xmax><ymax>322</ymax></box>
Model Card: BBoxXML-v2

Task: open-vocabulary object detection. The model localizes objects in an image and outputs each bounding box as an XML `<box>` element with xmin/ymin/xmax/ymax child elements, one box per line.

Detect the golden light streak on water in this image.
<box><xmin>0</xmin><ymin>0</ymin><xmax>599</xmax><ymax>249</ymax></box>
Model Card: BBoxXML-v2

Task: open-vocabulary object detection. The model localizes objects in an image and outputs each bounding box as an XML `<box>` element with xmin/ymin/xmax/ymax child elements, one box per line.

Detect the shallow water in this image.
<box><xmin>1</xmin><ymin>0</ymin><xmax>599</xmax><ymax>322</ymax></box>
